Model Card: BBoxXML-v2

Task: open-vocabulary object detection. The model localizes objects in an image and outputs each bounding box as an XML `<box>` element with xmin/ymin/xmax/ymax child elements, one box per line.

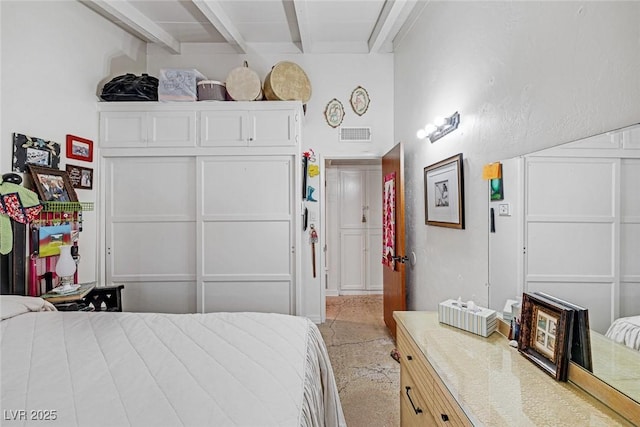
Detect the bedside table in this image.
<box><xmin>84</xmin><ymin>285</ymin><xmax>124</xmax><ymax>312</ymax></box>
<box><xmin>42</xmin><ymin>283</ymin><xmax>124</xmax><ymax>312</ymax></box>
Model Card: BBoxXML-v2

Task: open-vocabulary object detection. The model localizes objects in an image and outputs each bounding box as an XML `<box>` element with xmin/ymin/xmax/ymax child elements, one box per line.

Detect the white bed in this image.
<box><xmin>605</xmin><ymin>315</ymin><xmax>640</xmax><ymax>351</ymax></box>
<box><xmin>0</xmin><ymin>296</ymin><xmax>346</xmax><ymax>427</ymax></box>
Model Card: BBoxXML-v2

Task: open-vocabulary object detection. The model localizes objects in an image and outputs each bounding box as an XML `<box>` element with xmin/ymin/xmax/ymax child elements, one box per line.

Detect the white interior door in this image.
<box><xmin>524</xmin><ymin>157</ymin><xmax>618</xmax><ymax>333</ymax></box>
<box><xmin>334</xmin><ymin>165</ymin><xmax>382</xmax><ymax>294</ymax></box>
<box><xmin>105</xmin><ymin>157</ymin><xmax>197</xmax><ymax>313</ymax></box>
<box><xmin>198</xmin><ymin>155</ymin><xmax>296</xmax><ymax>314</ymax></box>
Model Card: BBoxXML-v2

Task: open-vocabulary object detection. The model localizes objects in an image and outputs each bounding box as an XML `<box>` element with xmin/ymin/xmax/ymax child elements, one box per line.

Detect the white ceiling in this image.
<box><xmin>79</xmin><ymin>0</ymin><xmax>422</xmax><ymax>55</ymax></box>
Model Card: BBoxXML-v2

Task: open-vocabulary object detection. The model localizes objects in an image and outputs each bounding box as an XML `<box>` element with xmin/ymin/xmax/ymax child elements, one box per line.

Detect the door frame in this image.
<box><xmin>319</xmin><ymin>154</ymin><xmax>382</xmax><ymax>320</ymax></box>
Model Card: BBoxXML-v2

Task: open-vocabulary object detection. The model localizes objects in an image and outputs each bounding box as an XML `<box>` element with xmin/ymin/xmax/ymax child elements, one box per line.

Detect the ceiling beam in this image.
<box><xmin>192</xmin><ymin>0</ymin><xmax>249</xmax><ymax>54</ymax></box>
<box><xmin>79</xmin><ymin>0</ymin><xmax>181</xmax><ymax>54</ymax></box>
<box><xmin>292</xmin><ymin>0</ymin><xmax>311</xmax><ymax>53</ymax></box>
<box><xmin>369</xmin><ymin>0</ymin><xmax>417</xmax><ymax>53</ymax></box>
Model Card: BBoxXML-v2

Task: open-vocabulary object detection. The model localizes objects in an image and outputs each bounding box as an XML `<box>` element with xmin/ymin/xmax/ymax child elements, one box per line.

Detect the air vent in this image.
<box><xmin>340</xmin><ymin>127</ymin><xmax>371</xmax><ymax>142</ymax></box>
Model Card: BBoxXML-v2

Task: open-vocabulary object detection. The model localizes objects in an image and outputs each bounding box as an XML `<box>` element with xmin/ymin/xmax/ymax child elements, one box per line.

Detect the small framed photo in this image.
<box><xmin>66</xmin><ymin>134</ymin><xmax>93</xmax><ymax>162</ymax></box>
<box><xmin>66</xmin><ymin>164</ymin><xmax>94</xmax><ymax>190</ymax></box>
<box><xmin>12</xmin><ymin>133</ymin><xmax>61</xmax><ymax>173</ymax></box>
<box><xmin>518</xmin><ymin>292</ymin><xmax>574</xmax><ymax>381</ymax></box>
<box><xmin>424</xmin><ymin>153</ymin><xmax>465</xmax><ymax>229</ymax></box>
<box><xmin>26</xmin><ymin>165</ymin><xmax>78</xmax><ymax>203</ymax></box>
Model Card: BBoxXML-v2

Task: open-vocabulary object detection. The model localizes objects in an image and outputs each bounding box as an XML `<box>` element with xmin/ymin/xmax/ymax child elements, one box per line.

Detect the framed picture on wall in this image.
<box><xmin>66</xmin><ymin>164</ymin><xmax>93</xmax><ymax>190</ymax></box>
<box><xmin>27</xmin><ymin>165</ymin><xmax>78</xmax><ymax>203</ymax></box>
<box><xmin>424</xmin><ymin>153</ymin><xmax>465</xmax><ymax>229</ymax></box>
<box><xmin>518</xmin><ymin>292</ymin><xmax>574</xmax><ymax>381</ymax></box>
<box><xmin>66</xmin><ymin>134</ymin><xmax>93</xmax><ymax>162</ymax></box>
<box><xmin>12</xmin><ymin>133</ymin><xmax>61</xmax><ymax>173</ymax></box>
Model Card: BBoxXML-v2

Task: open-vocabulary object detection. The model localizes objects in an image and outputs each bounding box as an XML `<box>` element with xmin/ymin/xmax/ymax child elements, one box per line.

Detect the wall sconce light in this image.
<box><xmin>416</xmin><ymin>111</ymin><xmax>460</xmax><ymax>143</ymax></box>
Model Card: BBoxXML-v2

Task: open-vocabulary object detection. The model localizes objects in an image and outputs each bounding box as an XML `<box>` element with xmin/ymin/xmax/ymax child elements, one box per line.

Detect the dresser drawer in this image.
<box><xmin>397</xmin><ymin>325</ymin><xmax>436</xmax><ymax>392</ymax></box>
<box><xmin>430</xmin><ymin>376</ymin><xmax>472</xmax><ymax>426</ymax></box>
<box><xmin>401</xmin><ymin>366</ymin><xmax>436</xmax><ymax>426</ymax></box>
<box><xmin>397</xmin><ymin>323</ymin><xmax>472</xmax><ymax>427</ymax></box>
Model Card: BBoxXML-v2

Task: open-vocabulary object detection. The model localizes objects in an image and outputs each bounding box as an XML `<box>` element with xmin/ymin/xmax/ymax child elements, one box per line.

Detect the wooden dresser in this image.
<box><xmin>394</xmin><ymin>311</ymin><xmax>633</xmax><ymax>426</ymax></box>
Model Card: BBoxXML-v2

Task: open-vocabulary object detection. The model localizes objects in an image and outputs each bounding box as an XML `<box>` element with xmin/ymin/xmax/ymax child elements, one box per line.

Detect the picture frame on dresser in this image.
<box><xmin>518</xmin><ymin>292</ymin><xmax>574</xmax><ymax>381</ymax></box>
<box><xmin>531</xmin><ymin>292</ymin><xmax>592</xmax><ymax>372</ymax></box>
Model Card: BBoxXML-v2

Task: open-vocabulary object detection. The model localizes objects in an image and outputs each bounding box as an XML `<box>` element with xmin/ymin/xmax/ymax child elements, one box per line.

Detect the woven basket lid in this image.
<box><xmin>226</xmin><ymin>62</ymin><xmax>261</xmax><ymax>101</ymax></box>
<box><xmin>264</xmin><ymin>61</ymin><xmax>311</xmax><ymax>103</ymax></box>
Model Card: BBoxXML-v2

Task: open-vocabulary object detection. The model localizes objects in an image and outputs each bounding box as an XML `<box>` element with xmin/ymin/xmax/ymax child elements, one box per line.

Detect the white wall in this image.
<box><xmin>394</xmin><ymin>2</ymin><xmax>640</xmax><ymax>311</ymax></box>
<box><xmin>1</xmin><ymin>1</ymin><xmax>147</xmax><ymax>284</ymax></box>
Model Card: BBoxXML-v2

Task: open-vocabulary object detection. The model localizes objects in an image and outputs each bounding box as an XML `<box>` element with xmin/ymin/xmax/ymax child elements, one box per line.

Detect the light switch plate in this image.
<box><xmin>498</xmin><ymin>203</ymin><xmax>511</xmax><ymax>216</ymax></box>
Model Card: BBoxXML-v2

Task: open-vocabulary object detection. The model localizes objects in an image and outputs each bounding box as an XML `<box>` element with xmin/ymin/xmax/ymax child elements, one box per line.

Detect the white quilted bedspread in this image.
<box><xmin>0</xmin><ymin>308</ymin><xmax>345</xmax><ymax>427</ymax></box>
<box><xmin>605</xmin><ymin>315</ymin><xmax>640</xmax><ymax>351</ymax></box>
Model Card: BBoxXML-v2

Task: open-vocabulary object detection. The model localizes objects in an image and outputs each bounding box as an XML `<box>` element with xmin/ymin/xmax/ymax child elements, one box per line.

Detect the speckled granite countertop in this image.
<box><xmin>394</xmin><ymin>311</ymin><xmax>633</xmax><ymax>426</ymax></box>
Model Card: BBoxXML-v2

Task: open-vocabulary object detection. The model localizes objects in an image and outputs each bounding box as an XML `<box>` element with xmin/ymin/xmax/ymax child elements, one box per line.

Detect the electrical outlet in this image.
<box><xmin>498</xmin><ymin>203</ymin><xmax>511</xmax><ymax>216</ymax></box>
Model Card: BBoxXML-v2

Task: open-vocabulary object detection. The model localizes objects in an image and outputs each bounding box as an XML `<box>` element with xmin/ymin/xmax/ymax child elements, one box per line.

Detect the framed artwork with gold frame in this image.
<box><xmin>518</xmin><ymin>292</ymin><xmax>574</xmax><ymax>381</ymax></box>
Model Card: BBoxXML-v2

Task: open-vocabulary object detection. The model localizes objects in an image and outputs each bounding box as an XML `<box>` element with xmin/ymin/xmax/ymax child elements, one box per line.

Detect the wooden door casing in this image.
<box><xmin>382</xmin><ymin>143</ymin><xmax>406</xmax><ymax>338</ymax></box>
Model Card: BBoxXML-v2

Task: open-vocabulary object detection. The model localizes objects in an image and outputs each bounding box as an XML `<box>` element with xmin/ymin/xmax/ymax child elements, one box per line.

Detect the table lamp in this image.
<box><xmin>55</xmin><ymin>244</ymin><xmax>76</xmax><ymax>292</ymax></box>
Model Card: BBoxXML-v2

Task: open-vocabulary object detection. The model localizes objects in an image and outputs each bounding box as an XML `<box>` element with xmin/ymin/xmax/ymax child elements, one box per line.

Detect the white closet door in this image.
<box><xmin>525</xmin><ymin>157</ymin><xmax>617</xmax><ymax>332</ymax></box>
<box><xmin>620</xmin><ymin>159</ymin><xmax>640</xmax><ymax>317</ymax></box>
<box><xmin>105</xmin><ymin>157</ymin><xmax>197</xmax><ymax>313</ymax></box>
<box><xmin>337</xmin><ymin>167</ymin><xmax>382</xmax><ymax>293</ymax></box>
<box><xmin>199</xmin><ymin>155</ymin><xmax>295</xmax><ymax>314</ymax></box>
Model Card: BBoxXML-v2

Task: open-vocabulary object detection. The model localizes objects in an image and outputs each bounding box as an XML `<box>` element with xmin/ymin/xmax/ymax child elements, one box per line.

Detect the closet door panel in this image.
<box><xmin>123</xmin><ymin>281</ymin><xmax>197</xmax><ymax>313</ymax></box>
<box><xmin>201</xmin><ymin>157</ymin><xmax>291</xmax><ymax>217</ymax></box>
<box><xmin>106</xmin><ymin>157</ymin><xmax>196</xmax><ymax>313</ymax></box>
<box><xmin>340</xmin><ymin>230</ymin><xmax>366</xmax><ymax>290</ymax></box>
<box><xmin>200</xmin><ymin>111</ymin><xmax>247</xmax><ymax>146</ymax></box>
<box><xmin>203</xmin><ymin>281</ymin><xmax>290</xmax><ymax>314</ymax></box>
<box><xmin>100</xmin><ymin>112</ymin><xmax>146</xmax><ymax>147</ymax></box>
<box><xmin>110</xmin><ymin>157</ymin><xmax>196</xmax><ymax>219</ymax></box>
<box><xmin>111</xmin><ymin>222</ymin><xmax>196</xmax><ymax>279</ymax></box>
<box><xmin>621</xmin><ymin>159</ymin><xmax>640</xmax><ymax>279</ymax></box>
<box><xmin>340</xmin><ymin>170</ymin><xmax>366</xmax><ymax>228</ymax></box>
<box><xmin>148</xmin><ymin>111</ymin><xmax>196</xmax><ymax>147</ymax></box>
<box><xmin>251</xmin><ymin>110</ymin><xmax>296</xmax><ymax>146</ymax></box>
<box><xmin>202</xmin><ymin>221</ymin><xmax>291</xmax><ymax>276</ymax></box>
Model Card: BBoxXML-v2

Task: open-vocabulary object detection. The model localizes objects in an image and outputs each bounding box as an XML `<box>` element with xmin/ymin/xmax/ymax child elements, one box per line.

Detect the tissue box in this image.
<box><xmin>438</xmin><ymin>299</ymin><xmax>497</xmax><ymax>337</ymax></box>
<box><xmin>158</xmin><ymin>68</ymin><xmax>207</xmax><ymax>101</ymax></box>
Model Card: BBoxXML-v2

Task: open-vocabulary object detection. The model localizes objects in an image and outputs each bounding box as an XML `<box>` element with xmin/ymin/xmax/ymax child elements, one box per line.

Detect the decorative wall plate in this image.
<box><xmin>350</xmin><ymin>86</ymin><xmax>370</xmax><ymax>116</ymax></box>
<box><xmin>324</xmin><ymin>98</ymin><xmax>344</xmax><ymax>128</ymax></box>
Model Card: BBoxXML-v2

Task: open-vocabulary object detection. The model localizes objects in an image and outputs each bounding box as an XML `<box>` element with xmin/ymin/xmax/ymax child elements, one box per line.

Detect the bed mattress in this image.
<box><xmin>605</xmin><ymin>315</ymin><xmax>640</xmax><ymax>351</ymax></box>
<box><xmin>1</xmin><ymin>300</ymin><xmax>345</xmax><ymax>427</ymax></box>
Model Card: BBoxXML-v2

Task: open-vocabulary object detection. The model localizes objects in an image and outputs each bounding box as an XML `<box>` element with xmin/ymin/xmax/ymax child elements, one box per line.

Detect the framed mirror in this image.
<box><xmin>488</xmin><ymin>123</ymin><xmax>640</xmax><ymax>404</ymax></box>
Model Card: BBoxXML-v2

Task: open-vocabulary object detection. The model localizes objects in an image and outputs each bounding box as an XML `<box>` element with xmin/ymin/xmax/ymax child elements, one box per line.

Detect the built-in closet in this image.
<box><xmin>99</xmin><ymin>101</ymin><xmax>302</xmax><ymax>315</ymax></box>
<box><xmin>326</xmin><ymin>162</ymin><xmax>382</xmax><ymax>295</ymax></box>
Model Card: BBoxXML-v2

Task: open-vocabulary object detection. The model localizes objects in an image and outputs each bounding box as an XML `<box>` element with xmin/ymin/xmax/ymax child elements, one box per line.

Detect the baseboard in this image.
<box><xmin>325</xmin><ymin>290</ymin><xmax>339</xmax><ymax>297</ymax></box>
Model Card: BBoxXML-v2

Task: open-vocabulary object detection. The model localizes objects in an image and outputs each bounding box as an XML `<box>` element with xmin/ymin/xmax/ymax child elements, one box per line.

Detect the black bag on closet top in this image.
<box><xmin>100</xmin><ymin>73</ymin><xmax>159</xmax><ymax>101</ymax></box>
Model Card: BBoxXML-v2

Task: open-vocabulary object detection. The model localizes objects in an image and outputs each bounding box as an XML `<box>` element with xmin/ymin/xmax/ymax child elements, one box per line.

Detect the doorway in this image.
<box><xmin>324</xmin><ymin>158</ymin><xmax>382</xmax><ymax>297</ymax></box>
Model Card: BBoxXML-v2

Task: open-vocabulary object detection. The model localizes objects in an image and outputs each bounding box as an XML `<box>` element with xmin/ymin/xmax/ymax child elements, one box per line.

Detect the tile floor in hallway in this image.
<box><xmin>318</xmin><ymin>295</ymin><xmax>400</xmax><ymax>427</ymax></box>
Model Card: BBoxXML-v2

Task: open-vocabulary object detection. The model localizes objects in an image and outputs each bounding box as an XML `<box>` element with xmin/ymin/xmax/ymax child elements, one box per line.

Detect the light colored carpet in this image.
<box><xmin>318</xmin><ymin>295</ymin><xmax>400</xmax><ymax>427</ymax></box>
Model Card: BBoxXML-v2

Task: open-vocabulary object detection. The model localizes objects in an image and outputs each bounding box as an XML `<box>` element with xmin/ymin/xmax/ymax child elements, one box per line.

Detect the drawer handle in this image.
<box><xmin>405</xmin><ymin>386</ymin><xmax>423</xmax><ymax>415</ymax></box>
<box><xmin>441</xmin><ymin>414</ymin><xmax>449</xmax><ymax>422</ymax></box>
<box><xmin>407</xmin><ymin>355</ymin><xmax>413</xmax><ymax>361</ymax></box>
